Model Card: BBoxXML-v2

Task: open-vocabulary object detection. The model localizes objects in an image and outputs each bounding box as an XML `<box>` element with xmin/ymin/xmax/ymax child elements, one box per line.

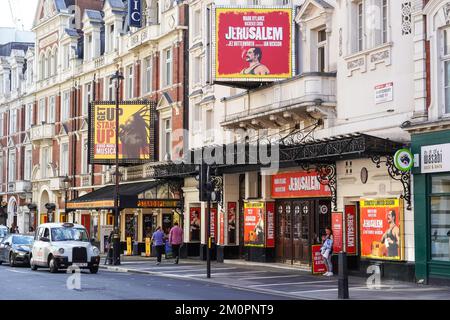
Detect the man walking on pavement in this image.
<box><xmin>152</xmin><ymin>226</ymin><xmax>165</xmax><ymax>265</ymax></box>
<box><xmin>169</xmin><ymin>222</ymin><xmax>183</xmax><ymax>264</ymax></box>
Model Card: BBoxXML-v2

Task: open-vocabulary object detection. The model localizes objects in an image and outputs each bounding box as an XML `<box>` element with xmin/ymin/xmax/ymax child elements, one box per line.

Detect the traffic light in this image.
<box><xmin>196</xmin><ymin>162</ymin><xmax>213</xmax><ymax>202</ymax></box>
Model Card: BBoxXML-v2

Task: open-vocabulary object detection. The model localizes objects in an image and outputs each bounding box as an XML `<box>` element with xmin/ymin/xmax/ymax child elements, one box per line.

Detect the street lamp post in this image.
<box><xmin>111</xmin><ymin>69</ymin><xmax>124</xmax><ymax>266</ymax></box>
<box><xmin>63</xmin><ymin>175</ymin><xmax>72</xmax><ymax>223</ymax></box>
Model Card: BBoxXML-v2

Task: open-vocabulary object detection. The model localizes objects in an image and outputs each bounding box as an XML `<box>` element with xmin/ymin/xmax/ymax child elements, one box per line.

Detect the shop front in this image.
<box><xmin>271</xmin><ymin>171</ymin><xmax>332</xmax><ymax>265</ymax></box>
<box><xmin>411</xmin><ymin>130</ymin><xmax>450</xmax><ymax>284</ymax></box>
<box><xmin>67</xmin><ymin>180</ymin><xmax>182</xmax><ymax>255</ymax></box>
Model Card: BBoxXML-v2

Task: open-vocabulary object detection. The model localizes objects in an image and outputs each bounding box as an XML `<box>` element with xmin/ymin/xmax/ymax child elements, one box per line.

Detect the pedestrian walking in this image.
<box><xmin>169</xmin><ymin>222</ymin><xmax>183</xmax><ymax>264</ymax></box>
<box><xmin>321</xmin><ymin>226</ymin><xmax>334</xmax><ymax>276</ymax></box>
<box><xmin>151</xmin><ymin>226</ymin><xmax>165</xmax><ymax>265</ymax></box>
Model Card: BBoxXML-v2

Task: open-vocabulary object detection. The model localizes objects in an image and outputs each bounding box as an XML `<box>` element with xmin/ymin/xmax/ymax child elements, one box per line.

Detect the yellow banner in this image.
<box><xmin>360</xmin><ymin>198</ymin><xmax>400</xmax><ymax>208</ymax></box>
<box><xmin>145</xmin><ymin>237</ymin><xmax>151</xmax><ymax>257</ymax></box>
<box><xmin>126</xmin><ymin>237</ymin><xmax>132</xmax><ymax>256</ymax></box>
<box><xmin>244</xmin><ymin>202</ymin><xmax>264</xmax><ymax>209</ymax></box>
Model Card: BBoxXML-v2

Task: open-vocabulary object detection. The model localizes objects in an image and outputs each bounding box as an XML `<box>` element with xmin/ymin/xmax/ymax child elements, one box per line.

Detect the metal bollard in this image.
<box><xmin>338</xmin><ymin>252</ymin><xmax>349</xmax><ymax>299</ymax></box>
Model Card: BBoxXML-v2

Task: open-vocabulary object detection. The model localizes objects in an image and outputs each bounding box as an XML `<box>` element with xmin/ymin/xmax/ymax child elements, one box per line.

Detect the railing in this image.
<box><xmin>30</xmin><ymin>123</ymin><xmax>55</xmax><ymax>142</ymax></box>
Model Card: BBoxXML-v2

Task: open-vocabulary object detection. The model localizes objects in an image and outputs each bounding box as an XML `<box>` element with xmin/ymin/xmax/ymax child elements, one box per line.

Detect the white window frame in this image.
<box><xmin>81</xmin><ymin>137</ymin><xmax>89</xmax><ymax>174</ymax></box>
<box><xmin>442</xmin><ymin>27</ymin><xmax>450</xmax><ymax>115</ymax></box>
<box><xmin>84</xmin><ymin>83</ymin><xmax>92</xmax><ymax>116</ymax></box>
<box><xmin>126</xmin><ymin>64</ymin><xmax>134</xmax><ymax>99</ymax></box>
<box><xmin>161</xmin><ymin>117</ymin><xmax>172</xmax><ymax>161</ymax></box>
<box><xmin>193</xmin><ymin>9</ymin><xmax>201</xmax><ymax>38</ymax></box>
<box><xmin>63</xmin><ymin>44</ymin><xmax>70</xmax><ymax>70</ymax></box>
<box><xmin>25</xmin><ymin>103</ymin><xmax>33</xmax><ymax>129</ymax></box>
<box><xmin>205</xmin><ymin>108</ymin><xmax>214</xmax><ymax>141</ymax></box>
<box><xmin>106</xmin><ymin>77</ymin><xmax>114</xmax><ymax>101</ymax></box>
<box><xmin>317</xmin><ymin>28</ymin><xmax>327</xmax><ymax>73</ymax></box>
<box><xmin>8</xmin><ymin>149</ymin><xmax>16</xmax><ymax>183</ymax></box>
<box><xmin>143</xmin><ymin>56</ymin><xmax>152</xmax><ymax>94</ymax></box>
<box><xmin>193</xmin><ymin>104</ymin><xmax>202</xmax><ymax>133</ymax></box>
<box><xmin>162</xmin><ymin>48</ymin><xmax>173</xmax><ymax>88</ymax></box>
<box><xmin>41</xmin><ymin>147</ymin><xmax>50</xmax><ymax>178</ymax></box>
<box><xmin>39</xmin><ymin>98</ymin><xmax>46</xmax><ymax>124</ymax></box>
<box><xmin>0</xmin><ymin>113</ymin><xmax>3</xmax><ymax>136</ymax></box>
<box><xmin>9</xmin><ymin>109</ymin><xmax>17</xmax><ymax>135</ymax></box>
<box><xmin>48</xmin><ymin>96</ymin><xmax>56</xmax><ymax>123</ymax></box>
<box><xmin>60</xmin><ymin>142</ymin><xmax>69</xmax><ymax>176</ymax></box>
<box><xmin>24</xmin><ymin>148</ymin><xmax>32</xmax><ymax>181</ymax></box>
<box><xmin>62</xmin><ymin>90</ymin><xmax>70</xmax><ymax>122</ymax></box>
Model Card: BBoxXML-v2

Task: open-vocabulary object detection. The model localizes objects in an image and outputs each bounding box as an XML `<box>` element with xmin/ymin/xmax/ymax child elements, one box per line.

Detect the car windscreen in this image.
<box><xmin>0</xmin><ymin>228</ymin><xmax>8</xmax><ymax>237</ymax></box>
<box><xmin>12</xmin><ymin>235</ymin><xmax>33</xmax><ymax>245</ymax></box>
<box><xmin>51</xmin><ymin>228</ymin><xmax>89</xmax><ymax>242</ymax></box>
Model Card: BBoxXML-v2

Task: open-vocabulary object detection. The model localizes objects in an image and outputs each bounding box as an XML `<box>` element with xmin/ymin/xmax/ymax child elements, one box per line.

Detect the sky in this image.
<box><xmin>0</xmin><ymin>0</ymin><xmax>39</xmax><ymax>31</ymax></box>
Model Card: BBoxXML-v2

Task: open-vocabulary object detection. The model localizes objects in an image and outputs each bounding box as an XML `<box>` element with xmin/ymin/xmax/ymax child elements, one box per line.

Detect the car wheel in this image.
<box><xmin>49</xmin><ymin>256</ymin><xmax>58</xmax><ymax>273</ymax></box>
<box><xmin>9</xmin><ymin>253</ymin><xmax>16</xmax><ymax>267</ymax></box>
<box><xmin>90</xmin><ymin>266</ymin><xmax>99</xmax><ymax>274</ymax></box>
<box><xmin>0</xmin><ymin>260</ymin><xmax>3</xmax><ymax>265</ymax></box>
<box><xmin>30</xmin><ymin>256</ymin><xmax>38</xmax><ymax>271</ymax></box>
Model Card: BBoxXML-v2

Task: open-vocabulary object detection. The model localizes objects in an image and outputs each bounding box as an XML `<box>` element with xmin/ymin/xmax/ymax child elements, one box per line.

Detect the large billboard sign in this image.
<box><xmin>359</xmin><ymin>198</ymin><xmax>405</xmax><ymax>261</ymax></box>
<box><xmin>89</xmin><ymin>101</ymin><xmax>156</xmax><ymax>165</ymax></box>
<box><xmin>213</xmin><ymin>7</ymin><xmax>294</xmax><ymax>82</ymax></box>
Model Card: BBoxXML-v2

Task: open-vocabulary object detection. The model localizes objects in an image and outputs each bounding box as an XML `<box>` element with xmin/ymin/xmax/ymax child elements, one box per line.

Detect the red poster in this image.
<box><xmin>271</xmin><ymin>172</ymin><xmax>331</xmax><ymax>198</ymax></box>
<box><xmin>266</xmin><ymin>202</ymin><xmax>275</xmax><ymax>248</ymax></box>
<box><xmin>312</xmin><ymin>245</ymin><xmax>327</xmax><ymax>274</ymax></box>
<box><xmin>227</xmin><ymin>202</ymin><xmax>237</xmax><ymax>244</ymax></box>
<box><xmin>345</xmin><ymin>205</ymin><xmax>357</xmax><ymax>255</ymax></box>
<box><xmin>332</xmin><ymin>212</ymin><xmax>343</xmax><ymax>253</ymax></box>
<box><xmin>359</xmin><ymin>199</ymin><xmax>404</xmax><ymax>261</ymax></box>
<box><xmin>215</xmin><ymin>8</ymin><xmax>293</xmax><ymax>81</ymax></box>
<box><xmin>219</xmin><ymin>211</ymin><xmax>225</xmax><ymax>245</ymax></box>
<box><xmin>244</xmin><ymin>202</ymin><xmax>265</xmax><ymax>247</ymax></box>
<box><xmin>210</xmin><ymin>208</ymin><xmax>217</xmax><ymax>240</ymax></box>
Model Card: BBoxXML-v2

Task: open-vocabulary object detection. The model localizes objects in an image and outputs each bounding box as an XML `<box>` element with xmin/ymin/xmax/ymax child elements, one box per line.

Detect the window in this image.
<box><xmin>317</xmin><ymin>29</ymin><xmax>327</xmax><ymax>72</ymax></box>
<box><xmin>62</xmin><ymin>90</ymin><xmax>70</xmax><ymax>122</ymax></box>
<box><xmin>143</xmin><ymin>57</ymin><xmax>152</xmax><ymax>94</ymax></box>
<box><xmin>8</xmin><ymin>149</ymin><xmax>16</xmax><ymax>182</ymax></box>
<box><xmin>39</xmin><ymin>98</ymin><xmax>46</xmax><ymax>124</ymax></box>
<box><xmin>205</xmin><ymin>109</ymin><xmax>214</xmax><ymax>140</ymax></box>
<box><xmin>11</xmin><ymin>69</ymin><xmax>17</xmax><ymax>91</ymax></box>
<box><xmin>430</xmin><ymin>175</ymin><xmax>450</xmax><ymax>262</ymax></box>
<box><xmin>53</xmin><ymin>49</ymin><xmax>58</xmax><ymax>76</ymax></box>
<box><xmin>60</xmin><ymin>142</ymin><xmax>69</xmax><ymax>176</ymax></box>
<box><xmin>84</xmin><ymin>83</ymin><xmax>92</xmax><ymax>116</ymax></box>
<box><xmin>193</xmin><ymin>9</ymin><xmax>201</xmax><ymax>37</ymax></box>
<box><xmin>40</xmin><ymin>55</ymin><xmax>45</xmax><ymax>80</ymax></box>
<box><xmin>108</xmin><ymin>24</ymin><xmax>115</xmax><ymax>52</ymax></box>
<box><xmin>0</xmin><ymin>156</ymin><xmax>3</xmax><ymax>185</ymax></box>
<box><xmin>193</xmin><ymin>104</ymin><xmax>201</xmax><ymax>132</ymax></box>
<box><xmin>206</xmin><ymin>7</ymin><xmax>211</xmax><ymax>83</ymax></box>
<box><xmin>25</xmin><ymin>103</ymin><xmax>33</xmax><ymax>129</ymax></box>
<box><xmin>162</xmin><ymin>118</ymin><xmax>172</xmax><ymax>160</ymax></box>
<box><xmin>354</xmin><ymin>0</ymin><xmax>389</xmax><ymax>53</ymax></box>
<box><xmin>443</xmin><ymin>28</ymin><xmax>450</xmax><ymax>114</ymax></box>
<box><xmin>194</xmin><ymin>56</ymin><xmax>201</xmax><ymax>84</ymax></box>
<box><xmin>126</xmin><ymin>65</ymin><xmax>134</xmax><ymax>99</ymax></box>
<box><xmin>27</xmin><ymin>60</ymin><xmax>34</xmax><ymax>86</ymax></box>
<box><xmin>46</xmin><ymin>52</ymin><xmax>51</xmax><ymax>78</ymax></box>
<box><xmin>163</xmin><ymin>48</ymin><xmax>172</xmax><ymax>87</ymax></box>
<box><xmin>24</xmin><ymin>149</ymin><xmax>32</xmax><ymax>181</ymax></box>
<box><xmin>81</xmin><ymin>138</ymin><xmax>89</xmax><ymax>174</ymax></box>
<box><xmin>63</xmin><ymin>44</ymin><xmax>70</xmax><ymax>70</ymax></box>
<box><xmin>107</xmin><ymin>77</ymin><xmax>114</xmax><ymax>100</ymax></box>
<box><xmin>9</xmin><ymin>109</ymin><xmax>17</xmax><ymax>135</ymax></box>
<box><xmin>41</xmin><ymin>147</ymin><xmax>49</xmax><ymax>178</ymax></box>
<box><xmin>48</xmin><ymin>96</ymin><xmax>56</xmax><ymax>123</ymax></box>
<box><xmin>85</xmin><ymin>34</ymin><xmax>92</xmax><ymax>61</ymax></box>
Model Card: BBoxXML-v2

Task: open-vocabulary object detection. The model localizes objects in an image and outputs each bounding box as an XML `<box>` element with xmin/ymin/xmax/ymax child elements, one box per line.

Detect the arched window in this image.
<box><xmin>46</xmin><ymin>51</ymin><xmax>52</xmax><ymax>78</ymax></box>
<box><xmin>52</xmin><ymin>47</ymin><xmax>58</xmax><ymax>76</ymax></box>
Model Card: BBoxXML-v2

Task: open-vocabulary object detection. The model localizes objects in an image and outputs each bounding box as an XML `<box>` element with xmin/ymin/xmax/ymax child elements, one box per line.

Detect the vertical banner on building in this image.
<box><xmin>331</xmin><ymin>212</ymin><xmax>343</xmax><ymax>253</ymax></box>
<box><xmin>266</xmin><ymin>202</ymin><xmax>275</xmax><ymax>248</ymax></box>
<box><xmin>89</xmin><ymin>101</ymin><xmax>156</xmax><ymax>165</ymax></box>
<box><xmin>213</xmin><ymin>7</ymin><xmax>294</xmax><ymax>82</ymax></box>
<box><xmin>128</xmin><ymin>0</ymin><xmax>142</xmax><ymax>28</ymax></box>
<box><xmin>359</xmin><ymin>198</ymin><xmax>405</xmax><ymax>261</ymax></box>
<box><xmin>219</xmin><ymin>210</ymin><xmax>225</xmax><ymax>245</ymax></box>
<box><xmin>208</xmin><ymin>207</ymin><xmax>218</xmax><ymax>240</ymax></box>
<box><xmin>244</xmin><ymin>202</ymin><xmax>265</xmax><ymax>247</ymax></box>
<box><xmin>227</xmin><ymin>202</ymin><xmax>237</xmax><ymax>244</ymax></box>
<box><xmin>189</xmin><ymin>207</ymin><xmax>201</xmax><ymax>241</ymax></box>
<box><xmin>345</xmin><ymin>205</ymin><xmax>358</xmax><ymax>255</ymax></box>
<box><xmin>312</xmin><ymin>244</ymin><xmax>327</xmax><ymax>274</ymax></box>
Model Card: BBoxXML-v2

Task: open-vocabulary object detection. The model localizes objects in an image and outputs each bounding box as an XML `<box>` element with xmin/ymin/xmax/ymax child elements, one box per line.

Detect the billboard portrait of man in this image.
<box><xmin>240</xmin><ymin>47</ymin><xmax>270</xmax><ymax>75</ymax></box>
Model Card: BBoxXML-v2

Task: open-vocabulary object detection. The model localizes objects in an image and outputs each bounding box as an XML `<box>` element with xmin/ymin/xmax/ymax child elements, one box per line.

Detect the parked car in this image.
<box><xmin>0</xmin><ymin>225</ymin><xmax>8</xmax><ymax>241</ymax></box>
<box><xmin>30</xmin><ymin>223</ymin><xmax>100</xmax><ymax>273</ymax></box>
<box><xmin>0</xmin><ymin>234</ymin><xmax>34</xmax><ymax>266</ymax></box>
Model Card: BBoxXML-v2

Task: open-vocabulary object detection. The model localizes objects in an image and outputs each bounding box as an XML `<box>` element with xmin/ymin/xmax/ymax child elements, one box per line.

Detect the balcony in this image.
<box><xmin>30</xmin><ymin>123</ymin><xmax>55</xmax><ymax>144</ymax></box>
<box><xmin>221</xmin><ymin>72</ymin><xmax>337</xmax><ymax>130</ymax></box>
<box><xmin>7</xmin><ymin>181</ymin><xmax>32</xmax><ymax>193</ymax></box>
<box><xmin>49</xmin><ymin>177</ymin><xmax>64</xmax><ymax>191</ymax></box>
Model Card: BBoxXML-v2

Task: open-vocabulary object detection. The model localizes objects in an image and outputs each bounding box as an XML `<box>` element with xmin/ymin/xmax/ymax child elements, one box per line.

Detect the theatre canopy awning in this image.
<box><xmin>67</xmin><ymin>181</ymin><xmax>182</xmax><ymax>210</ymax></box>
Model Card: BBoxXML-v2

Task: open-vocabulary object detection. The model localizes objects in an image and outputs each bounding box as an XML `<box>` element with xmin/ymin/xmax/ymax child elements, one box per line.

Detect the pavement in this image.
<box><xmin>98</xmin><ymin>254</ymin><xmax>450</xmax><ymax>300</ymax></box>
